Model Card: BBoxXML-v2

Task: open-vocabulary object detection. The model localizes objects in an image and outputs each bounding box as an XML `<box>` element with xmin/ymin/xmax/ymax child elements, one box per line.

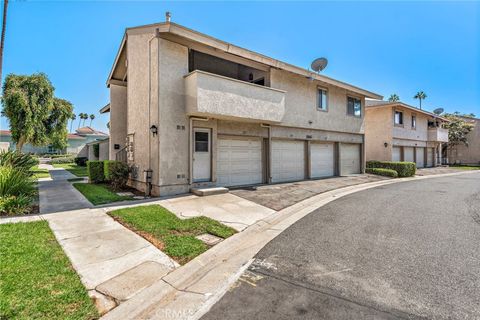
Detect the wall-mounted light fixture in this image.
<box><xmin>150</xmin><ymin>125</ymin><xmax>158</xmax><ymax>137</ymax></box>
<box><xmin>384</xmin><ymin>142</ymin><xmax>388</xmax><ymax>148</ymax></box>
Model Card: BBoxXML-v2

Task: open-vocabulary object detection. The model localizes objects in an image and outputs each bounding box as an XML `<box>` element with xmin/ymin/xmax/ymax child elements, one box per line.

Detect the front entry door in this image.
<box><xmin>193</xmin><ymin>128</ymin><xmax>211</xmax><ymax>182</ymax></box>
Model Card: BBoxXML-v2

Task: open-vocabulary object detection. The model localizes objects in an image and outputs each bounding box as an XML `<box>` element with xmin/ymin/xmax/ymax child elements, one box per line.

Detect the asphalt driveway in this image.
<box><xmin>203</xmin><ymin>172</ymin><xmax>480</xmax><ymax>320</ymax></box>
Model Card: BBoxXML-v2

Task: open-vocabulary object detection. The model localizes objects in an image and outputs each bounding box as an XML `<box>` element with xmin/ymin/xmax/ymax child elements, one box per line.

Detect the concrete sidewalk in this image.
<box><xmin>101</xmin><ymin>170</ymin><xmax>480</xmax><ymax>320</ymax></box>
<box><xmin>44</xmin><ymin>208</ymin><xmax>179</xmax><ymax>314</ymax></box>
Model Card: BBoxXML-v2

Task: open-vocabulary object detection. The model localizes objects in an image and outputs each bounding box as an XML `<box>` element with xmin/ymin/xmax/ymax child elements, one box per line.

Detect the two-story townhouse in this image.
<box><xmin>447</xmin><ymin>116</ymin><xmax>480</xmax><ymax>165</ymax></box>
<box><xmin>102</xmin><ymin>19</ymin><xmax>382</xmax><ymax>196</ymax></box>
<box><xmin>365</xmin><ymin>100</ymin><xmax>449</xmax><ymax>167</ymax></box>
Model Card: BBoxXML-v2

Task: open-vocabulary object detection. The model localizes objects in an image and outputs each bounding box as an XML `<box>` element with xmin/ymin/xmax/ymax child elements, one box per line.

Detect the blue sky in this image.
<box><xmin>1</xmin><ymin>1</ymin><xmax>479</xmax><ymax>133</ymax></box>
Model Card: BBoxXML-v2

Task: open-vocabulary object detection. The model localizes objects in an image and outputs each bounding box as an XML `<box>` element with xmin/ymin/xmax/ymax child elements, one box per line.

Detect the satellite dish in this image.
<box><xmin>311</xmin><ymin>58</ymin><xmax>328</xmax><ymax>73</ymax></box>
<box><xmin>433</xmin><ymin>108</ymin><xmax>444</xmax><ymax>115</ymax></box>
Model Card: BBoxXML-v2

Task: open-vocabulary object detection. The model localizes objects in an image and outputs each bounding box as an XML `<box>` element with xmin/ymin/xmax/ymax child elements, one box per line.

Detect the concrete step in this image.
<box><xmin>191</xmin><ymin>187</ymin><xmax>229</xmax><ymax>196</ymax></box>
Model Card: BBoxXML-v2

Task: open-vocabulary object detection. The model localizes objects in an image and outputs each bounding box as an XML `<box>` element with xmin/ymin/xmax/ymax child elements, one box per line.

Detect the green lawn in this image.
<box><xmin>73</xmin><ymin>183</ymin><xmax>132</xmax><ymax>205</ymax></box>
<box><xmin>109</xmin><ymin>205</ymin><xmax>237</xmax><ymax>264</ymax></box>
<box><xmin>0</xmin><ymin>221</ymin><xmax>98</xmax><ymax>319</ymax></box>
<box><xmin>30</xmin><ymin>166</ymin><xmax>50</xmax><ymax>179</ymax></box>
<box><xmin>450</xmin><ymin>165</ymin><xmax>480</xmax><ymax>170</ymax></box>
<box><xmin>52</xmin><ymin>163</ymin><xmax>88</xmax><ymax>177</ymax></box>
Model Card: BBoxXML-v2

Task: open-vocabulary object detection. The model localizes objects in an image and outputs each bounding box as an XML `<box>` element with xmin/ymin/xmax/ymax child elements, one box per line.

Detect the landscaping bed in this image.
<box><xmin>109</xmin><ymin>205</ymin><xmax>237</xmax><ymax>264</ymax></box>
<box><xmin>52</xmin><ymin>163</ymin><xmax>88</xmax><ymax>177</ymax></box>
<box><xmin>30</xmin><ymin>165</ymin><xmax>50</xmax><ymax>179</ymax></box>
<box><xmin>0</xmin><ymin>221</ymin><xmax>98</xmax><ymax>319</ymax></box>
<box><xmin>73</xmin><ymin>183</ymin><xmax>134</xmax><ymax>205</ymax></box>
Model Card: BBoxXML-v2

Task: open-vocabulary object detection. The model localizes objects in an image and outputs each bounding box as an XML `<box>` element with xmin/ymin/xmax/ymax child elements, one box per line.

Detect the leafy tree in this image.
<box><xmin>69</xmin><ymin>113</ymin><xmax>76</xmax><ymax>133</ymax></box>
<box><xmin>413</xmin><ymin>91</ymin><xmax>427</xmax><ymax>109</ymax></box>
<box><xmin>388</xmin><ymin>94</ymin><xmax>400</xmax><ymax>102</ymax></box>
<box><xmin>89</xmin><ymin>114</ymin><xmax>95</xmax><ymax>127</ymax></box>
<box><xmin>442</xmin><ymin>113</ymin><xmax>474</xmax><ymax>147</ymax></box>
<box><xmin>1</xmin><ymin>73</ymin><xmax>73</xmax><ymax>152</ymax></box>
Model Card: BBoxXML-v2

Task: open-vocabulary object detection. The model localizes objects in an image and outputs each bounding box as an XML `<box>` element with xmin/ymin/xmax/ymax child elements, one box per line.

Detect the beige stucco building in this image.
<box><xmin>447</xmin><ymin>116</ymin><xmax>480</xmax><ymax>165</ymax></box>
<box><xmin>365</xmin><ymin>100</ymin><xmax>449</xmax><ymax>167</ymax></box>
<box><xmin>102</xmin><ymin>20</ymin><xmax>383</xmax><ymax>196</ymax></box>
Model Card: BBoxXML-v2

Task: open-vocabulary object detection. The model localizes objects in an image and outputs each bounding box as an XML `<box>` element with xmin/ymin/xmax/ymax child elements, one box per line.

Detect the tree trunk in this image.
<box><xmin>16</xmin><ymin>135</ymin><xmax>25</xmax><ymax>152</ymax></box>
<box><xmin>0</xmin><ymin>0</ymin><xmax>8</xmax><ymax>82</ymax></box>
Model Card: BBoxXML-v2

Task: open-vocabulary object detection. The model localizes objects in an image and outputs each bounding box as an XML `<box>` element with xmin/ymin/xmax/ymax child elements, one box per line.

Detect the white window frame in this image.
<box><xmin>394</xmin><ymin>110</ymin><xmax>404</xmax><ymax>126</ymax></box>
<box><xmin>317</xmin><ymin>87</ymin><xmax>328</xmax><ymax>112</ymax></box>
<box><xmin>347</xmin><ymin>96</ymin><xmax>362</xmax><ymax>118</ymax></box>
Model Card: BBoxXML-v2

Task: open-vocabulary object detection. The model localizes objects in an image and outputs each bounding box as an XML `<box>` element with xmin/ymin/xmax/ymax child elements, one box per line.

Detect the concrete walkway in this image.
<box><xmin>38</xmin><ymin>165</ymin><xmax>92</xmax><ymax>213</ymax></box>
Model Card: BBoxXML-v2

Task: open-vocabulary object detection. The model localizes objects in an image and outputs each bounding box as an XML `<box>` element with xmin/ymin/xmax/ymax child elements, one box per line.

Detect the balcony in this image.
<box><xmin>428</xmin><ymin>127</ymin><xmax>449</xmax><ymax>142</ymax></box>
<box><xmin>185</xmin><ymin>70</ymin><xmax>286</xmax><ymax>123</ymax></box>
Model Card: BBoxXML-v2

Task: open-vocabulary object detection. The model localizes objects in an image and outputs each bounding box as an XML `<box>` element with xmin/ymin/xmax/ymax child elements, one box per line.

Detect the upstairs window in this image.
<box><xmin>317</xmin><ymin>88</ymin><xmax>328</xmax><ymax>111</ymax></box>
<box><xmin>394</xmin><ymin>111</ymin><xmax>403</xmax><ymax>125</ymax></box>
<box><xmin>347</xmin><ymin>97</ymin><xmax>362</xmax><ymax>117</ymax></box>
<box><xmin>411</xmin><ymin>115</ymin><xmax>416</xmax><ymax>129</ymax></box>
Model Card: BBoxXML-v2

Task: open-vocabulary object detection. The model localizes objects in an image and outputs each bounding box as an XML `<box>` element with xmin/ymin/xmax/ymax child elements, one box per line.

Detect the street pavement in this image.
<box><xmin>203</xmin><ymin>172</ymin><xmax>480</xmax><ymax>320</ymax></box>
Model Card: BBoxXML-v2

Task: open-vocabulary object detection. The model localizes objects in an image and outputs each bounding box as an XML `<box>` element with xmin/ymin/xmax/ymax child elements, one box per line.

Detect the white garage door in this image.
<box><xmin>427</xmin><ymin>148</ymin><xmax>434</xmax><ymax>167</ymax></box>
<box><xmin>217</xmin><ymin>137</ymin><xmax>263</xmax><ymax>187</ymax></box>
<box><xmin>272</xmin><ymin>140</ymin><xmax>305</xmax><ymax>183</ymax></box>
<box><xmin>340</xmin><ymin>144</ymin><xmax>361</xmax><ymax>175</ymax></box>
<box><xmin>311</xmin><ymin>143</ymin><xmax>335</xmax><ymax>178</ymax></box>
<box><xmin>416</xmin><ymin>147</ymin><xmax>425</xmax><ymax>168</ymax></box>
<box><xmin>404</xmin><ymin>147</ymin><xmax>414</xmax><ymax>162</ymax></box>
<box><xmin>392</xmin><ymin>146</ymin><xmax>401</xmax><ymax>162</ymax></box>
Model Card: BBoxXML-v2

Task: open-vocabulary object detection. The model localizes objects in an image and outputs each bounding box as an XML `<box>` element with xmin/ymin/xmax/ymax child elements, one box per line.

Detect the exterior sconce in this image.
<box><xmin>384</xmin><ymin>142</ymin><xmax>388</xmax><ymax>148</ymax></box>
<box><xmin>150</xmin><ymin>125</ymin><xmax>158</xmax><ymax>136</ymax></box>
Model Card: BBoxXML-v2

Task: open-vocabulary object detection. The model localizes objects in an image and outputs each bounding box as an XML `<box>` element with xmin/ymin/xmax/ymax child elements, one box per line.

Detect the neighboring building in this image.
<box><xmin>447</xmin><ymin>116</ymin><xmax>480</xmax><ymax>165</ymax></box>
<box><xmin>102</xmin><ymin>20</ymin><xmax>382</xmax><ymax>196</ymax></box>
<box><xmin>0</xmin><ymin>127</ymin><xmax>109</xmax><ymax>155</ymax></box>
<box><xmin>85</xmin><ymin>138</ymin><xmax>110</xmax><ymax>161</ymax></box>
<box><xmin>364</xmin><ymin>100</ymin><xmax>449</xmax><ymax>167</ymax></box>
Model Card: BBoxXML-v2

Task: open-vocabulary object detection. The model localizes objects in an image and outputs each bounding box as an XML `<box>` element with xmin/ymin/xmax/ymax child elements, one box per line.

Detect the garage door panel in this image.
<box><xmin>217</xmin><ymin>138</ymin><xmax>263</xmax><ymax>187</ymax></box>
<box><xmin>427</xmin><ymin>148</ymin><xmax>434</xmax><ymax>167</ymax></box>
<box><xmin>392</xmin><ymin>146</ymin><xmax>401</xmax><ymax>162</ymax></box>
<box><xmin>340</xmin><ymin>144</ymin><xmax>361</xmax><ymax>175</ymax></box>
<box><xmin>311</xmin><ymin>143</ymin><xmax>334</xmax><ymax>178</ymax></box>
<box><xmin>404</xmin><ymin>147</ymin><xmax>414</xmax><ymax>162</ymax></box>
<box><xmin>416</xmin><ymin>147</ymin><xmax>425</xmax><ymax>168</ymax></box>
<box><xmin>272</xmin><ymin>140</ymin><xmax>305</xmax><ymax>183</ymax></box>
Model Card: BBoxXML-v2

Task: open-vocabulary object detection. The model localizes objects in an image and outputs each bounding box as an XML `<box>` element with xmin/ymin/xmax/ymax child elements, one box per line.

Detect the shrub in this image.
<box><xmin>74</xmin><ymin>157</ymin><xmax>88</xmax><ymax>167</ymax></box>
<box><xmin>366</xmin><ymin>161</ymin><xmax>416</xmax><ymax>177</ymax></box>
<box><xmin>93</xmin><ymin>144</ymin><xmax>100</xmax><ymax>158</ymax></box>
<box><xmin>50</xmin><ymin>156</ymin><xmax>76</xmax><ymax>164</ymax></box>
<box><xmin>0</xmin><ymin>150</ymin><xmax>38</xmax><ymax>173</ymax></box>
<box><xmin>87</xmin><ymin>160</ymin><xmax>104</xmax><ymax>183</ymax></box>
<box><xmin>0</xmin><ymin>195</ymin><xmax>33</xmax><ymax>216</ymax></box>
<box><xmin>0</xmin><ymin>166</ymin><xmax>36</xmax><ymax>198</ymax></box>
<box><xmin>366</xmin><ymin>168</ymin><xmax>398</xmax><ymax>178</ymax></box>
<box><xmin>104</xmin><ymin>161</ymin><xmax>129</xmax><ymax>190</ymax></box>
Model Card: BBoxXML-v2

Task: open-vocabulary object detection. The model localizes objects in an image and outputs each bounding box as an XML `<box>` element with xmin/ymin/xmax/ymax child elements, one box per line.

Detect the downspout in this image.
<box><xmin>189</xmin><ymin>116</ymin><xmax>209</xmax><ymax>186</ymax></box>
<box><xmin>260</xmin><ymin>123</ymin><xmax>272</xmax><ymax>184</ymax></box>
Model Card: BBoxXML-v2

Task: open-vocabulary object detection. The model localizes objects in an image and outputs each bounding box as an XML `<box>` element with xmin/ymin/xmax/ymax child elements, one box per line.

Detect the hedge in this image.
<box><xmin>366</xmin><ymin>168</ymin><xmax>398</xmax><ymax>178</ymax></box>
<box><xmin>74</xmin><ymin>157</ymin><xmax>88</xmax><ymax>167</ymax></box>
<box><xmin>104</xmin><ymin>161</ymin><xmax>129</xmax><ymax>190</ymax></box>
<box><xmin>50</xmin><ymin>156</ymin><xmax>76</xmax><ymax>164</ymax></box>
<box><xmin>87</xmin><ymin>160</ymin><xmax>104</xmax><ymax>183</ymax></box>
<box><xmin>366</xmin><ymin>161</ymin><xmax>416</xmax><ymax>177</ymax></box>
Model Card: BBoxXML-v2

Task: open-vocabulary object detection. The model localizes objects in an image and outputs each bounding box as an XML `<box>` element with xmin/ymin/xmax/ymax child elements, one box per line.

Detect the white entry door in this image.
<box><xmin>404</xmin><ymin>147</ymin><xmax>414</xmax><ymax>162</ymax></box>
<box><xmin>216</xmin><ymin>137</ymin><xmax>263</xmax><ymax>187</ymax></box>
<box><xmin>340</xmin><ymin>143</ymin><xmax>361</xmax><ymax>175</ymax></box>
<box><xmin>311</xmin><ymin>142</ymin><xmax>335</xmax><ymax>178</ymax></box>
<box><xmin>272</xmin><ymin>140</ymin><xmax>305</xmax><ymax>183</ymax></box>
<box><xmin>416</xmin><ymin>147</ymin><xmax>425</xmax><ymax>168</ymax></box>
<box><xmin>193</xmin><ymin>128</ymin><xmax>211</xmax><ymax>182</ymax></box>
<box><xmin>392</xmin><ymin>146</ymin><xmax>401</xmax><ymax>162</ymax></box>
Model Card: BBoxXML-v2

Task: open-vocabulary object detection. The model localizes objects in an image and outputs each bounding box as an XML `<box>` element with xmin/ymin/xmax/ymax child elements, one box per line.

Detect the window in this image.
<box><xmin>411</xmin><ymin>115</ymin><xmax>416</xmax><ymax>129</ymax></box>
<box><xmin>347</xmin><ymin>97</ymin><xmax>362</xmax><ymax>117</ymax></box>
<box><xmin>394</xmin><ymin>111</ymin><xmax>403</xmax><ymax>125</ymax></box>
<box><xmin>317</xmin><ymin>88</ymin><xmax>328</xmax><ymax>111</ymax></box>
<box><xmin>194</xmin><ymin>131</ymin><xmax>209</xmax><ymax>152</ymax></box>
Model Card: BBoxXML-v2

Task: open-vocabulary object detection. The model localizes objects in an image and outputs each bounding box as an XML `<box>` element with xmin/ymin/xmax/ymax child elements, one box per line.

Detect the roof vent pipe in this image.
<box><xmin>166</xmin><ymin>12</ymin><xmax>171</xmax><ymax>22</ymax></box>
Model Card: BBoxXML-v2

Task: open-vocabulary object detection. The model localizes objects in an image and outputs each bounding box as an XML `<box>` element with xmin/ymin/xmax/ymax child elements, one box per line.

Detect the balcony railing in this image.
<box><xmin>428</xmin><ymin>127</ymin><xmax>449</xmax><ymax>142</ymax></box>
<box><xmin>185</xmin><ymin>70</ymin><xmax>286</xmax><ymax>123</ymax></box>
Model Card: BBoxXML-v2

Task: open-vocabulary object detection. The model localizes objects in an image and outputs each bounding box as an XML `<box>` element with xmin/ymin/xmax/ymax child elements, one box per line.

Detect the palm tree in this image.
<box><xmin>0</xmin><ymin>0</ymin><xmax>9</xmax><ymax>82</ymax></box>
<box><xmin>69</xmin><ymin>113</ymin><xmax>76</xmax><ymax>133</ymax></box>
<box><xmin>413</xmin><ymin>91</ymin><xmax>427</xmax><ymax>109</ymax></box>
<box><xmin>388</xmin><ymin>94</ymin><xmax>400</xmax><ymax>102</ymax></box>
<box><xmin>77</xmin><ymin>113</ymin><xmax>83</xmax><ymax>129</ymax></box>
<box><xmin>89</xmin><ymin>114</ymin><xmax>95</xmax><ymax>127</ymax></box>
<box><xmin>82</xmin><ymin>113</ymin><xmax>87</xmax><ymax>127</ymax></box>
